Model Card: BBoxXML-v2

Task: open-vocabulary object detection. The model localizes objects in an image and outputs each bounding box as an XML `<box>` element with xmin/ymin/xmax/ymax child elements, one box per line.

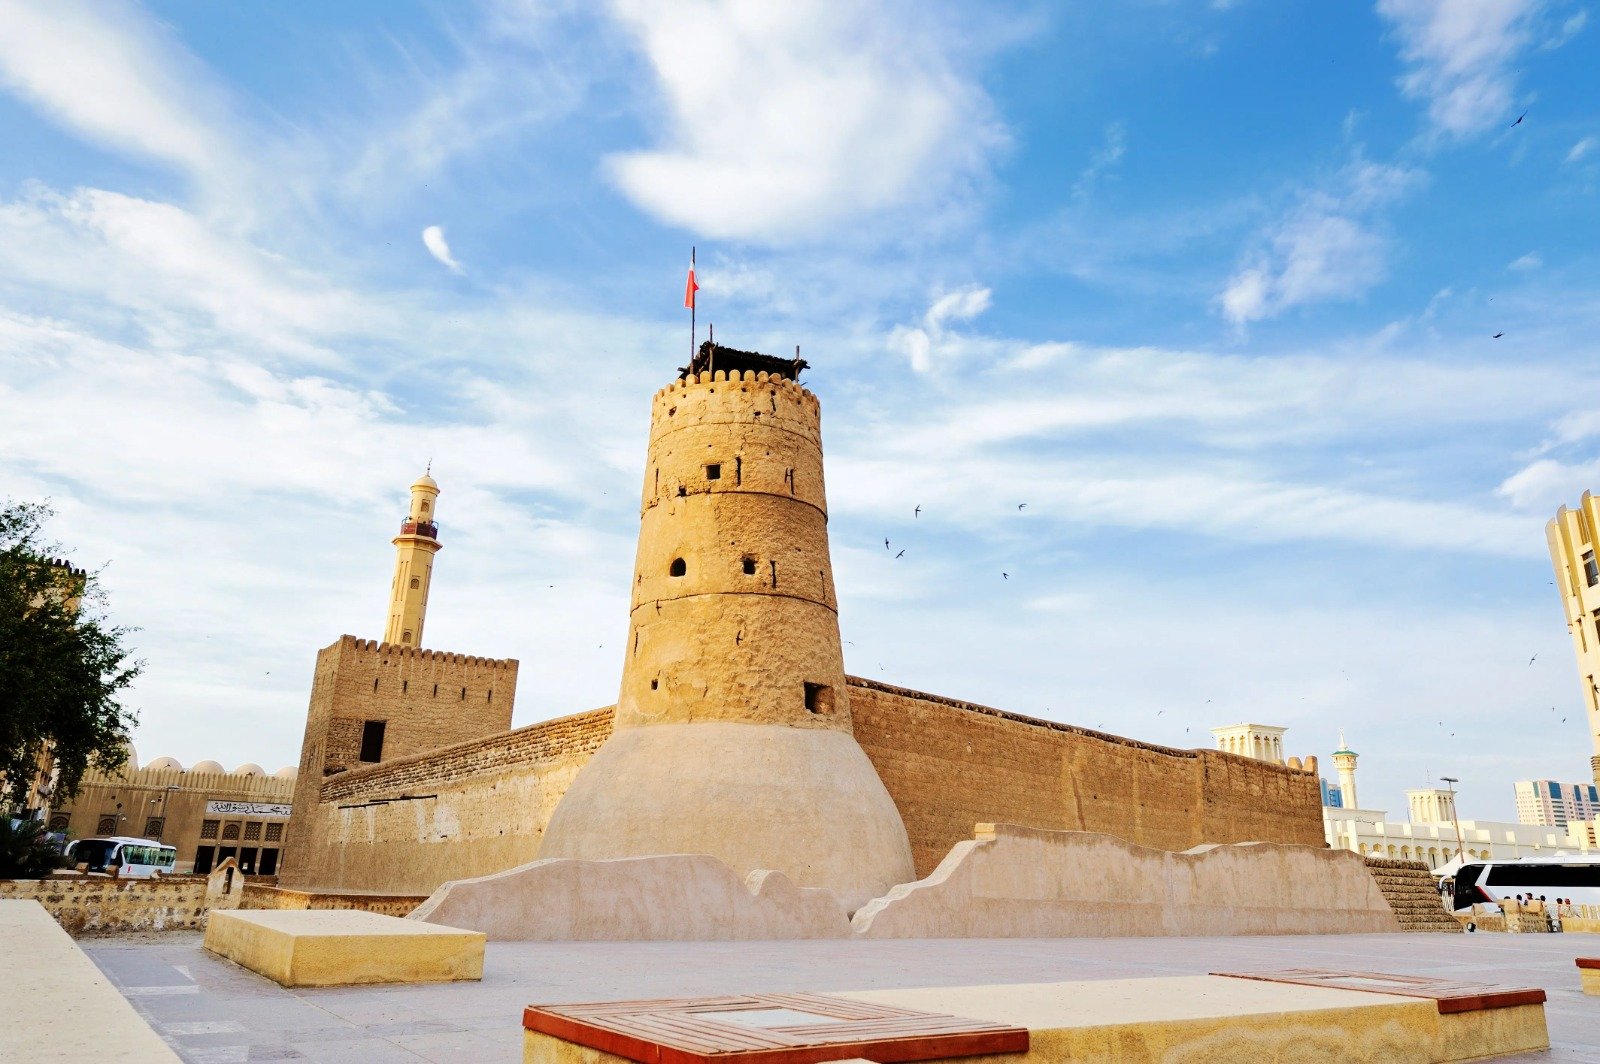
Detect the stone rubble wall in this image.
<box><xmin>1363</xmin><ymin>857</ymin><xmax>1461</xmax><ymax>933</ymax></box>
<box><xmin>0</xmin><ymin>860</ymin><xmax>245</xmax><ymax>934</ymax></box>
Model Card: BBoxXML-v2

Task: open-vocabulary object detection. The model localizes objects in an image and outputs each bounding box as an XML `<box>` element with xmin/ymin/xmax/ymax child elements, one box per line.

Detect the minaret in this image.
<box><xmin>539</xmin><ymin>345</ymin><xmax>915</xmax><ymax>906</ymax></box>
<box><xmin>1547</xmin><ymin>495</ymin><xmax>1600</xmax><ymax>787</ymax></box>
<box><xmin>384</xmin><ymin>471</ymin><xmax>441</xmax><ymax>647</ymax></box>
<box><xmin>1332</xmin><ymin>732</ymin><xmax>1359</xmax><ymax>811</ymax></box>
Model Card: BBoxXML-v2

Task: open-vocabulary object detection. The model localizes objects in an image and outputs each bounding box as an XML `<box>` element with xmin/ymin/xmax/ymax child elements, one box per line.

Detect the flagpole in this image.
<box><xmin>690</xmin><ymin>246</ymin><xmax>696</xmax><ymax>364</ymax></box>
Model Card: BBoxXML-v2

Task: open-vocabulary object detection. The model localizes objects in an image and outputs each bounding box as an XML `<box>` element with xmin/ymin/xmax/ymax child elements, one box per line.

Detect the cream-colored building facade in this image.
<box><xmin>1546</xmin><ymin>494</ymin><xmax>1600</xmax><ymax>787</ymax></box>
<box><xmin>1314</xmin><ymin>733</ymin><xmax>1599</xmax><ymax>870</ymax></box>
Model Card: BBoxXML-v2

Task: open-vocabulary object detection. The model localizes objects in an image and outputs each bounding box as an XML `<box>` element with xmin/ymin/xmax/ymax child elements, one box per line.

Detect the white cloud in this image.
<box><xmin>1376</xmin><ymin>0</ymin><xmax>1541</xmax><ymax>136</ymax></box>
<box><xmin>422</xmin><ymin>225</ymin><xmax>465</xmax><ymax>273</ymax></box>
<box><xmin>602</xmin><ymin>0</ymin><xmax>1002</xmax><ymax>242</ymax></box>
<box><xmin>0</xmin><ymin>187</ymin><xmax>373</xmax><ymax>363</ymax></box>
<box><xmin>1074</xmin><ymin>122</ymin><xmax>1126</xmax><ymax>199</ymax></box>
<box><xmin>1547</xmin><ymin>8</ymin><xmax>1588</xmax><ymax>46</ymax></box>
<box><xmin>1497</xmin><ymin>457</ymin><xmax>1600</xmax><ymax>511</ymax></box>
<box><xmin>0</xmin><ymin>0</ymin><xmax>231</xmax><ymax>179</ymax></box>
<box><xmin>1508</xmin><ymin>251</ymin><xmax>1542</xmax><ymax>271</ymax></box>
<box><xmin>1567</xmin><ymin>136</ymin><xmax>1597</xmax><ymax>163</ymax></box>
<box><xmin>1220</xmin><ymin>160</ymin><xmax>1422</xmax><ymax>325</ymax></box>
<box><xmin>888</xmin><ymin>285</ymin><xmax>991</xmax><ymax>373</ymax></box>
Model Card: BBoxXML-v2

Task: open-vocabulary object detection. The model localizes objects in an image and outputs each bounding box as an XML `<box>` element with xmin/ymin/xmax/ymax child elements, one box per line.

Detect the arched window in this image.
<box><xmin>669</xmin><ymin>558</ymin><xmax>686</xmax><ymax>577</ymax></box>
<box><xmin>420</xmin><ymin>500</ymin><xmax>430</xmax><ymax>513</ymax></box>
<box><xmin>222</xmin><ymin>824</ymin><xmax>241</xmax><ymax>841</ymax></box>
<box><xmin>409</xmin><ymin>577</ymin><xmax>420</xmax><ymax>589</ymax></box>
<box><xmin>96</xmin><ymin>815</ymin><xmax>116</xmax><ymax>834</ymax></box>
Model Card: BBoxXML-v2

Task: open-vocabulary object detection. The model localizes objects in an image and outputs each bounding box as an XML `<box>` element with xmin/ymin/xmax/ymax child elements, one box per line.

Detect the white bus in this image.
<box><xmin>1450</xmin><ymin>853</ymin><xmax>1600</xmax><ymax>916</ymax></box>
<box><xmin>64</xmin><ymin>836</ymin><xmax>178</xmax><ymax>878</ymax></box>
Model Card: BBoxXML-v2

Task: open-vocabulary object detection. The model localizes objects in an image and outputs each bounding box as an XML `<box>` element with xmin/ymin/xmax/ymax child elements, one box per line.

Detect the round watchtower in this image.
<box><xmin>540</xmin><ymin>350</ymin><xmax>914</xmax><ymax>906</ymax></box>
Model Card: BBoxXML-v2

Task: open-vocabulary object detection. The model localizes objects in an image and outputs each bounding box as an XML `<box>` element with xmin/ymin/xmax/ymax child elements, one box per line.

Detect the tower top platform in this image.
<box><xmin>680</xmin><ymin>340</ymin><xmax>807</xmax><ymax>382</ymax></box>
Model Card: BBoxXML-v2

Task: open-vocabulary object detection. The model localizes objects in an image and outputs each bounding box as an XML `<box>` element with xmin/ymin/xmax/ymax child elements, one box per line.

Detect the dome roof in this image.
<box><xmin>190</xmin><ymin>759</ymin><xmax>225</xmax><ymax>775</ymax></box>
<box><xmin>144</xmin><ymin>756</ymin><xmax>184</xmax><ymax>773</ymax></box>
<box><xmin>123</xmin><ymin>740</ymin><xmax>138</xmax><ymax>769</ymax></box>
<box><xmin>233</xmin><ymin>762</ymin><xmax>265</xmax><ymax>776</ymax></box>
<box><xmin>273</xmin><ymin>765</ymin><xmax>298</xmax><ymax>779</ymax></box>
<box><xmin>411</xmin><ymin>472</ymin><xmax>438</xmax><ymax>491</ymax></box>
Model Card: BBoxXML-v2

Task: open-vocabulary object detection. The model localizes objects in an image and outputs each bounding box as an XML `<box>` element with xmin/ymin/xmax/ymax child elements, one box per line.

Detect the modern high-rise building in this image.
<box><xmin>1514</xmin><ymin>779</ymin><xmax>1600</xmax><ymax>828</ymax></box>
<box><xmin>1319</xmin><ymin>778</ymin><xmax>1344</xmax><ymax>808</ymax></box>
<box><xmin>1545</xmin><ymin>495</ymin><xmax>1600</xmax><ymax>787</ymax></box>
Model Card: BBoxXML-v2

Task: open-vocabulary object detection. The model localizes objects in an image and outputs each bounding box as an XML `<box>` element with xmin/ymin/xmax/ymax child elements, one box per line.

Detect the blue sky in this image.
<box><xmin>2</xmin><ymin>0</ymin><xmax>1598</xmax><ymax>822</ymax></box>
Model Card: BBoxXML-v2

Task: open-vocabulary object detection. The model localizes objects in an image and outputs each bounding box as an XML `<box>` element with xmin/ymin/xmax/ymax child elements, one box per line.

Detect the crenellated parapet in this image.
<box><xmin>338</xmin><ymin>634</ymin><xmax>516</xmax><ymax>670</ymax></box>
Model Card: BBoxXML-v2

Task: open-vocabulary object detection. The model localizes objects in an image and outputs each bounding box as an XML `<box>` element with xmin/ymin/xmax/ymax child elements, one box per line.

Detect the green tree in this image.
<box><xmin>0</xmin><ymin>500</ymin><xmax>141</xmax><ymax>813</ymax></box>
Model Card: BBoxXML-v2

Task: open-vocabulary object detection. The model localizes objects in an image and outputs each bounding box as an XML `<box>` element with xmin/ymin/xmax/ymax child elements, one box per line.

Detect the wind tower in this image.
<box><xmin>1547</xmin><ymin>494</ymin><xmax>1600</xmax><ymax>787</ymax></box>
<box><xmin>385</xmin><ymin>471</ymin><xmax>441</xmax><ymax>647</ymax></box>
<box><xmin>1332</xmin><ymin>733</ymin><xmax>1359</xmax><ymax>811</ymax></box>
<box><xmin>539</xmin><ymin>342</ymin><xmax>915</xmax><ymax>905</ymax></box>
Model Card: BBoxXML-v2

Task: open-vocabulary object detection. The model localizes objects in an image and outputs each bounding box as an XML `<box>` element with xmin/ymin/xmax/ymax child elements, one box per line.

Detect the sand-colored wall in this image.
<box><xmin>284</xmin><ymin>677</ymin><xmax>1325</xmax><ymax>895</ymax></box>
<box><xmin>848</xmin><ymin>679</ymin><xmax>1327</xmax><ymax>876</ymax></box>
<box><xmin>850</xmin><ymin>824</ymin><xmax>1398</xmax><ymax>938</ymax></box>
<box><xmin>279</xmin><ymin>707</ymin><xmax>612</xmax><ymax>893</ymax></box>
<box><xmin>280</xmin><ymin>635</ymin><xmax>521</xmax><ymax>887</ymax></box>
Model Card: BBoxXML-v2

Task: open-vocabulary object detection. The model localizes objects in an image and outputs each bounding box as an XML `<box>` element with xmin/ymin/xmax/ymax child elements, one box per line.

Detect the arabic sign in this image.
<box><xmin>205</xmin><ymin>801</ymin><xmax>292</xmax><ymax>818</ymax></box>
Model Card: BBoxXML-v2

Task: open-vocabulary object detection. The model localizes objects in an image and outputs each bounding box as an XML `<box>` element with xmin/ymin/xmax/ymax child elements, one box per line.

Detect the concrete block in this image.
<box><xmin>1579</xmin><ymin>958</ymin><xmax>1600</xmax><ymax>996</ymax></box>
<box><xmin>204</xmin><ymin>908</ymin><xmax>484</xmax><ymax>987</ymax></box>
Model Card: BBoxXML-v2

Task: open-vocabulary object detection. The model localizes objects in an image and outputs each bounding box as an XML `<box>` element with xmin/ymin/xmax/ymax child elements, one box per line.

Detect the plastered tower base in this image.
<box><xmin>538</xmin><ymin>357</ymin><xmax>915</xmax><ymax>906</ymax></box>
<box><xmin>540</xmin><ymin>722</ymin><xmax>915</xmax><ymax>908</ymax></box>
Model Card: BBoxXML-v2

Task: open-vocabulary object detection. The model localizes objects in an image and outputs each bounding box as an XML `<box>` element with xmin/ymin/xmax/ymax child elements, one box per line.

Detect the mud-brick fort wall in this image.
<box><xmin>284</xmin><ymin>673</ymin><xmax>1324</xmax><ymax>895</ymax></box>
<box><xmin>848</xmin><ymin>678</ymin><xmax>1326</xmax><ymax>877</ymax></box>
<box><xmin>281</xmin><ymin>707</ymin><xmax>612</xmax><ymax>894</ymax></box>
<box><xmin>279</xmin><ymin>635</ymin><xmax>519</xmax><ymax>889</ymax></box>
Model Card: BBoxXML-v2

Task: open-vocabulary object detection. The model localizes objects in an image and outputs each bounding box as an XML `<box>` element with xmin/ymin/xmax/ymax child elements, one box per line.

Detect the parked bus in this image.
<box><xmin>1450</xmin><ymin>853</ymin><xmax>1600</xmax><ymax>914</ymax></box>
<box><xmin>64</xmin><ymin>836</ymin><xmax>178</xmax><ymax>878</ymax></box>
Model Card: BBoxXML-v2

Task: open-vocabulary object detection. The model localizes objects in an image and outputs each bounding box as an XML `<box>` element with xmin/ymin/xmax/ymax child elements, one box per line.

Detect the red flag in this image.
<box><xmin>684</xmin><ymin>257</ymin><xmax>699</xmax><ymax>310</ymax></box>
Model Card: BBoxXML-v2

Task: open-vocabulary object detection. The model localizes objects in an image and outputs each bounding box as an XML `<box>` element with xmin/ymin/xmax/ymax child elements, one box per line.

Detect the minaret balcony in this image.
<box><xmin>399</xmin><ymin>519</ymin><xmax>439</xmax><ymax>539</ymax></box>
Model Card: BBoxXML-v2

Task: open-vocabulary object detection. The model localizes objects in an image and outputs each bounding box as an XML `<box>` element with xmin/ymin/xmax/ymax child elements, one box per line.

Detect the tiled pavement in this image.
<box><xmin>81</xmin><ymin>931</ymin><xmax>1600</xmax><ymax>1063</ymax></box>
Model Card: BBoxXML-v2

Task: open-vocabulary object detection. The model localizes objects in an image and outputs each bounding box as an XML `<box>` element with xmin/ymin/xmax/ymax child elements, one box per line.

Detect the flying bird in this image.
<box><xmin>1512</xmin><ymin>111</ymin><xmax>1527</xmax><ymax>127</ymax></box>
<box><xmin>1529</xmin><ymin>654</ymin><xmax>1537</xmax><ymax>665</ymax></box>
<box><xmin>1493</xmin><ymin>333</ymin><xmax>1504</xmax><ymax>339</ymax></box>
<box><xmin>884</xmin><ymin>538</ymin><xmax>890</xmax><ymax>550</ymax></box>
<box><xmin>914</xmin><ymin>505</ymin><xmax>921</xmax><ymax>518</ymax></box>
<box><xmin>1017</xmin><ymin>503</ymin><xmax>1027</xmax><ymax>511</ymax></box>
<box><xmin>895</xmin><ymin>550</ymin><xmax>905</xmax><ymax>559</ymax></box>
<box><xmin>1002</xmin><ymin>572</ymin><xmax>1009</xmax><ymax>580</ymax></box>
<box><xmin>1157</xmin><ymin>710</ymin><xmax>1164</xmax><ymax>716</ymax></box>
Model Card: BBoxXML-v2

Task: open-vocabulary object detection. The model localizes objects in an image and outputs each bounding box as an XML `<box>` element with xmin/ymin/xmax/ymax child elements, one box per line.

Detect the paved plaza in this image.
<box><xmin>80</xmin><ymin>931</ymin><xmax>1599</xmax><ymax>1063</ymax></box>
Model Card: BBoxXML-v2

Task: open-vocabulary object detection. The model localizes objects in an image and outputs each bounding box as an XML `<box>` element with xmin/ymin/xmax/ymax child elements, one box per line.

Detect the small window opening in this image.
<box><xmin>359</xmin><ymin>720</ymin><xmax>386</xmax><ymax>762</ymax></box>
<box><xmin>742</xmin><ymin>556</ymin><xmax>757</xmax><ymax>575</ymax></box>
<box><xmin>706</xmin><ymin>463</ymin><xmax>721</xmax><ymax>480</ymax></box>
<box><xmin>650</xmin><ymin>678</ymin><xmax>659</xmax><ymax>690</ymax></box>
<box><xmin>769</xmin><ymin>560</ymin><xmax>778</xmax><ymax>587</ymax></box>
<box><xmin>402</xmin><ymin>630</ymin><xmax>412</xmax><ymax>643</ymax></box>
<box><xmin>409</xmin><ymin>577</ymin><xmax>420</xmax><ymax>589</ymax></box>
<box><xmin>677</xmin><ymin>485</ymin><xmax>687</xmax><ymax>497</ymax></box>
<box><xmin>670</xmin><ymin>558</ymin><xmax>687</xmax><ymax>577</ymax></box>
<box><xmin>735</xmin><ymin>456</ymin><xmax>742</xmax><ymax>485</ymax></box>
<box><xmin>1585</xmin><ymin>550</ymin><xmax>1598</xmax><ymax>587</ymax></box>
<box><xmin>372</xmin><ymin>678</ymin><xmax>379</xmax><ymax>692</ymax></box>
<box><xmin>487</xmin><ymin>689</ymin><xmax>493</xmax><ymax>702</ymax></box>
<box><xmin>804</xmin><ymin>682</ymin><xmax>834</xmax><ymax>714</ymax></box>
<box><xmin>460</xmin><ymin>686</ymin><xmax>467</xmax><ymax>700</ymax></box>
<box><xmin>402</xmin><ymin>680</ymin><xmax>408</xmax><ymax>693</ymax></box>
<box><xmin>785</xmin><ymin>468</ymin><xmax>794</xmax><ymax>494</ymax></box>
<box><xmin>420</xmin><ymin>501</ymin><xmax>430</xmax><ymax>513</ymax></box>
<box><xmin>432</xmin><ymin>683</ymin><xmax>438</xmax><ymax>697</ymax></box>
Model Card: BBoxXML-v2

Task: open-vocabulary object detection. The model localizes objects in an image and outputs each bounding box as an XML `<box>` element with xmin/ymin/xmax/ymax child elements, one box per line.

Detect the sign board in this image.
<box><xmin>205</xmin><ymin>800</ymin><xmax>292</xmax><ymax>818</ymax></box>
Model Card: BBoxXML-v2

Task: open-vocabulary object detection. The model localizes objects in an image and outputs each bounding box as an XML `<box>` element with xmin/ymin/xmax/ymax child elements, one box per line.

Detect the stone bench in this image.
<box><xmin>1</xmin><ymin>899</ymin><xmax>179</xmax><ymax>1062</ymax></box>
<box><xmin>204</xmin><ymin>908</ymin><xmax>485</xmax><ymax>987</ymax></box>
